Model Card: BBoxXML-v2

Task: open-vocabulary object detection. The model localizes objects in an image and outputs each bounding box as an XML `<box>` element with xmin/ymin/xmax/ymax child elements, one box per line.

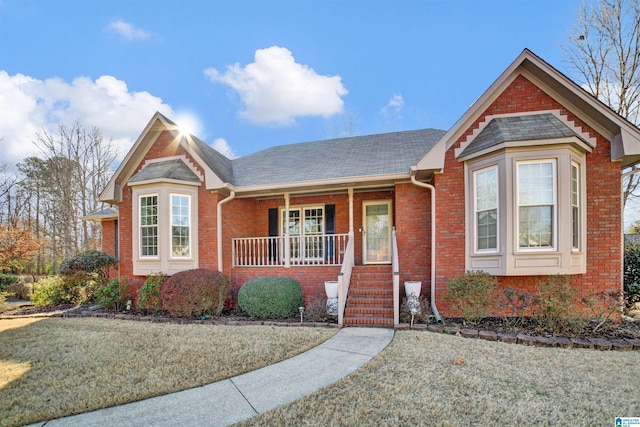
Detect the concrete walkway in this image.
<box><xmin>27</xmin><ymin>327</ymin><xmax>394</xmax><ymax>427</ymax></box>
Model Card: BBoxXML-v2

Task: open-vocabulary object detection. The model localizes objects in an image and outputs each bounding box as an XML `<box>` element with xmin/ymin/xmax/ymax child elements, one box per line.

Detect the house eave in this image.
<box><xmin>231</xmin><ymin>173</ymin><xmax>410</xmax><ymax>198</ymax></box>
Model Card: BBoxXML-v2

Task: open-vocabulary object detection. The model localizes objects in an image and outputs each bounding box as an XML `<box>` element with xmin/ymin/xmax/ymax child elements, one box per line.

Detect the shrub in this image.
<box><xmin>59</xmin><ymin>250</ymin><xmax>118</xmax><ymax>284</ymax></box>
<box><xmin>238</xmin><ymin>277</ymin><xmax>303</xmax><ymax>319</ymax></box>
<box><xmin>0</xmin><ymin>274</ymin><xmax>20</xmax><ymax>292</ymax></box>
<box><xmin>302</xmin><ymin>296</ymin><xmax>336</xmax><ymax>323</ymax></box>
<box><xmin>161</xmin><ymin>269</ymin><xmax>230</xmax><ymax>318</ymax></box>
<box><xmin>496</xmin><ymin>287</ymin><xmax>534</xmax><ymax>329</ymax></box>
<box><xmin>6</xmin><ymin>282</ymin><xmax>33</xmax><ymax>299</ymax></box>
<box><xmin>443</xmin><ymin>270</ymin><xmax>497</xmax><ymax>324</ymax></box>
<box><xmin>137</xmin><ymin>273</ymin><xmax>167</xmax><ymax>313</ymax></box>
<box><xmin>625</xmin><ymin>282</ymin><xmax>640</xmax><ymax>307</ymax></box>
<box><xmin>96</xmin><ymin>278</ymin><xmax>134</xmax><ymax>310</ymax></box>
<box><xmin>582</xmin><ymin>290</ymin><xmax>623</xmax><ymax>333</ymax></box>
<box><xmin>0</xmin><ymin>294</ymin><xmax>6</xmax><ymax>313</ymax></box>
<box><xmin>532</xmin><ymin>275</ymin><xmax>586</xmax><ymax>334</ymax></box>
<box><xmin>400</xmin><ymin>295</ymin><xmax>433</xmax><ymax>324</ymax></box>
<box><xmin>31</xmin><ymin>276</ymin><xmax>74</xmax><ymax>307</ymax></box>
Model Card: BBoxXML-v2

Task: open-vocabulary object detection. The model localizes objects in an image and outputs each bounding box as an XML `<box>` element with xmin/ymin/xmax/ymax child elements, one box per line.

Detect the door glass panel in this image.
<box><xmin>365</xmin><ymin>203</ymin><xmax>390</xmax><ymax>263</ymax></box>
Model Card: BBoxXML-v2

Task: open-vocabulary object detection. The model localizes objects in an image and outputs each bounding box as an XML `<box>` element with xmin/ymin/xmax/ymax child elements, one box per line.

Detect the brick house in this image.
<box><xmin>90</xmin><ymin>49</ymin><xmax>640</xmax><ymax>326</ymax></box>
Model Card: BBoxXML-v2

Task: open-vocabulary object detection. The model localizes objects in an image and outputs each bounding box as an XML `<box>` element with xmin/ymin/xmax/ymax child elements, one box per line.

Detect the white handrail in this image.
<box><xmin>337</xmin><ymin>234</ymin><xmax>354</xmax><ymax>326</ymax></box>
<box><xmin>392</xmin><ymin>227</ymin><xmax>400</xmax><ymax>326</ymax></box>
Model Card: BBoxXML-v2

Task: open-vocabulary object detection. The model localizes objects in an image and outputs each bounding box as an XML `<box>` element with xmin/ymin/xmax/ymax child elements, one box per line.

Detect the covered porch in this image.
<box><xmin>224</xmin><ymin>182</ymin><xmax>433</xmax><ymax>327</ymax></box>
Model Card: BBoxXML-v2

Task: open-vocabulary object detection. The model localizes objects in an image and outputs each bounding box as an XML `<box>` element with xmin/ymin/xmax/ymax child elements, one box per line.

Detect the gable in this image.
<box><xmin>415</xmin><ymin>49</ymin><xmax>640</xmax><ymax>173</ymax></box>
<box><xmin>99</xmin><ymin>112</ymin><xmax>230</xmax><ymax>203</ymax></box>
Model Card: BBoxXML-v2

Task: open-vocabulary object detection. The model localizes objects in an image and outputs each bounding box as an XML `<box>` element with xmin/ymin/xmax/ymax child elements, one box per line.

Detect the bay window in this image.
<box><xmin>465</xmin><ymin>148</ymin><xmax>586</xmax><ymax>275</ymax></box>
<box><xmin>132</xmin><ymin>184</ymin><xmax>198</xmax><ymax>275</ymax></box>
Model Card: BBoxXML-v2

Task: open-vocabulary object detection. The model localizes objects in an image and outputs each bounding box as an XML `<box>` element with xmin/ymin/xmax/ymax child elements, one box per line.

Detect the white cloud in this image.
<box><xmin>204</xmin><ymin>46</ymin><xmax>348</xmax><ymax>126</ymax></box>
<box><xmin>107</xmin><ymin>20</ymin><xmax>153</xmax><ymax>40</ymax></box>
<box><xmin>211</xmin><ymin>137</ymin><xmax>237</xmax><ymax>159</ymax></box>
<box><xmin>0</xmin><ymin>70</ymin><xmax>173</xmax><ymax>165</ymax></box>
<box><xmin>380</xmin><ymin>94</ymin><xmax>404</xmax><ymax>118</ymax></box>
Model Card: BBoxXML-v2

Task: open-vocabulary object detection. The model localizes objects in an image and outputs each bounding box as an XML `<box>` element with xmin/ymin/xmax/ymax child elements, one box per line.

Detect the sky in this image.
<box><xmin>7</xmin><ymin>0</ymin><xmax>636</xmax><ymax>225</ymax></box>
<box><xmin>0</xmin><ymin>0</ymin><xmax>590</xmax><ymax>164</ymax></box>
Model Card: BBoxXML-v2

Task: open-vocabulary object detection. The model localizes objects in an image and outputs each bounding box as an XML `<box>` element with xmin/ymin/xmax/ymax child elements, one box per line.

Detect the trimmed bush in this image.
<box><xmin>0</xmin><ymin>294</ymin><xmax>6</xmax><ymax>314</ymax></box>
<box><xmin>137</xmin><ymin>273</ymin><xmax>167</xmax><ymax>313</ymax></box>
<box><xmin>96</xmin><ymin>278</ymin><xmax>134</xmax><ymax>310</ymax></box>
<box><xmin>443</xmin><ymin>270</ymin><xmax>497</xmax><ymax>324</ymax></box>
<box><xmin>238</xmin><ymin>277</ymin><xmax>303</xmax><ymax>319</ymax></box>
<box><xmin>0</xmin><ymin>274</ymin><xmax>20</xmax><ymax>292</ymax></box>
<box><xmin>161</xmin><ymin>269</ymin><xmax>230</xmax><ymax>318</ymax></box>
<box><xmin>59</xmin><ymin>250</ymin><xmax>118</xmax><ymax>283</ymax></box>
<box><xmin>31</xmin><ymin>276</ymin><xmax>74</xmax><ymax>307</ymax></box>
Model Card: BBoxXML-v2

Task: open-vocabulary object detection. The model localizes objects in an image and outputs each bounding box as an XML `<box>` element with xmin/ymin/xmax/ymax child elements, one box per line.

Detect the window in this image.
<box><xmin>571</xmin><ymin>162</ymin><xmax>580</xmax><ymax>251</ymax></box>
<box><xmin>132</xmin><ymin>184</ymin><xmax>198</xmax><ymax>276</ymax></box>
<box><xmin>517</xmin><ymin>160</ymin><xmax>555</xmax><ymax>249</ymax></box>
<box><xmin>140</xmin><ymin>195</ymin><xmax>158</xmax><ymax>257</ymax></box>
<box><xmin>281</xmin><ymin>206</ymin><xmax>324</xmax><ymax>260</ymax></box>
<box><xmin>171</xmin><ymin>194</ymin><xmax>190</xmax><ymax>257</ymax></box>
<box><xmin>474</xmin><ymin>166</ymin><xmax>498</xmax><ymax>251</ymax></box>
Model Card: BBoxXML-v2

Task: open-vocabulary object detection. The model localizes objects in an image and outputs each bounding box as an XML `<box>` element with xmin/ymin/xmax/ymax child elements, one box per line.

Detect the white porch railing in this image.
<box><xmin>337</xmin><ymin>234</ymin><xmax>354</xmax><ymax>326</ymax></box>
<box><xmin>392</xmin><ymin>227</ymin><xmax>400</xmax><ymax>327</ymax></box>
<box><xmin>232</xmin><ymin>233</ymin><xmax>349</xmax><ymax>267</ymax></box>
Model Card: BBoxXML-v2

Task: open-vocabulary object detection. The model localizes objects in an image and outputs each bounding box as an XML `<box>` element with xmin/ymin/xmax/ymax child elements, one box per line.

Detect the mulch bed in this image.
<box><xmin>3</xmin><ymin>300</ymin><xmax>639</xmax><ymax>350</ymax></box>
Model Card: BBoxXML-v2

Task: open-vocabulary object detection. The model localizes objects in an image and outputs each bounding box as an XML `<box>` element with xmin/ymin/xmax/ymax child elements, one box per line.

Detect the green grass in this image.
<box><xmin>239</xmin><ymin>331</ymin><xmax>640</xmax><ymax>426</ymax></box>
<box><xmin>0</xmin><ymin>318</ymin><xmax>336</xmax><ymax>427</ymax></box>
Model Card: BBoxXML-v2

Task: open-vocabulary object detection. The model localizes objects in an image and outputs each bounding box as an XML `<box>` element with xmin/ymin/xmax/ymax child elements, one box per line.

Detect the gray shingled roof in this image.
<box><xmin>129</xmin><ymin>159</ymin><xmax>201</xmax><ymax>183</ymax></box>
<box><xmin>228</xmin><ymin>129</ymin><xmax>446</xmax><ymax>187</ymax></box>
<box><xmin>459</xmin><ymin>113</ymin><xmax>590</xmax><ymax>158</ymax></box>
<box><xmin>189</xmin><ymin>135</ymin><xmax>235</xmax><ymax>184</ymax></box>
<box><xmin>82</xmin><ymin>206</ymin><xmax>118</xmax><ymax>221</ymax></box>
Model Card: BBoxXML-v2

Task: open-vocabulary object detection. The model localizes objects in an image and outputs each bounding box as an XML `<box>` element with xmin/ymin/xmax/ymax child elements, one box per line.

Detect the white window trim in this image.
<box><xmin>571</xmin><ymin>161</ymin><xmax>581</xmax><ymax>252</ymax></box>
<box><xmin>473</xmin><ymin>165</ymin><xmax>499</xmax><ymax>254</ymax></box>
<box><xmin>464</xmin><ymin>144</ymin><xmax>587</xmax><ymax>276</ymax></box>
<box><xmin>515</xmin><ymin>159</ymin><xmax>557</xmax><ymax>253</ymax></box>
<box><xmin>170</xmin><ymin>193</ymin><xmax>192</xmax><ymax>259</ymax></box>
<box><xmin>280</xmin><ymin>205</ymin><xmax>325</xmax><ymax>262</ymax></box>
<box><xmin>139</xmin><ymin>193</ymin><xmax>159</xmax><ymax>259</ymax></box>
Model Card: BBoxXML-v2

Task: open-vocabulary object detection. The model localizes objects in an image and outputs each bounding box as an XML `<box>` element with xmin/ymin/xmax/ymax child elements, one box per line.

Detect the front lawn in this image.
<box><xmin>240</xmin><ymin>330</ymin><xmax>640</xmax><ymax>426</ymax></box>
<box><xmin>0</xmin><ymin>318</ymin><xmax>336</xmax><ymax>427</ymax></box>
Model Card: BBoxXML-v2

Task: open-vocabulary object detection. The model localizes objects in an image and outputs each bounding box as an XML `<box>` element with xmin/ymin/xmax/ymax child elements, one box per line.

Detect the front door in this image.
<box><xmin>362</xmin><ymin>200</ymin><xmax>392</xmax><ymax>264</ymax></box>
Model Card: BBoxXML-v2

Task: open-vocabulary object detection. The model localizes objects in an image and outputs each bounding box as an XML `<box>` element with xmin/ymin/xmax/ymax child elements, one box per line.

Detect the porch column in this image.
<box><xmin>284</xmin><ymin>192</ymin><xmax>290</xmax><ymax>268</ymax></box>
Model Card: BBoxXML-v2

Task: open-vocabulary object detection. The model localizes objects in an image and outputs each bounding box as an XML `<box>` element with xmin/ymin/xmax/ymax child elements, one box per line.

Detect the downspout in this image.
<box><xmin>411</xmin><ymin>174</ymin><xmax>442</xmax><ymax>322</ymax></box>
<box><xmin>217</xmin><ymin>190</ymin><xmax>236</xmax><ymax>273</ymax></box>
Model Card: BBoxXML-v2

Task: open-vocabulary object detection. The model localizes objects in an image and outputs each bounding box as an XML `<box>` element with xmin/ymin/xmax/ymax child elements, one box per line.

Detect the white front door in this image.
<box><xmin>362</xmin><ymin>200</ymin><xmax>392</xmax><ymax>264</ymax></box>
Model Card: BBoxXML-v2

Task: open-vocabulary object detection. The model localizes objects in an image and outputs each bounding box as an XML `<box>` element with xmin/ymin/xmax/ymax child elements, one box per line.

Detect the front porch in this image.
<box><xmin>222</xmin><ymin>183</ymin><xmax>433</xmax><ymax>327</ymax></box>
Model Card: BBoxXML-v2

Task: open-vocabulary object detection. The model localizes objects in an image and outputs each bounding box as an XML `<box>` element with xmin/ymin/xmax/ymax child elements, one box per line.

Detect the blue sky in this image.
<box><xmin>0</xmin><ymin>0</ymin><xmax>586</xmax><ymax>165</ymax></box>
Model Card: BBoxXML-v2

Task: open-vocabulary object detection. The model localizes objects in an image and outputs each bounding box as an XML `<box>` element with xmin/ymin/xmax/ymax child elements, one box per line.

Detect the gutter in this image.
<box><xmin>217</xmin><ymin>189</ymin><xmax>236</xmax><ymax>273</ymax></box>
<box><xmin>410</xmin><ymin>174</ymin><xmax>442</xmax><ymax>322</ymax></box>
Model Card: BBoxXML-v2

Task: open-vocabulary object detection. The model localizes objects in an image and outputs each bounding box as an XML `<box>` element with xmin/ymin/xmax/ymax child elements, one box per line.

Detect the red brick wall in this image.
<box><xmin>101</xmin><ymin>220</ymin><xmax>117</xmax><ymax>257</ymax></box>
<box><xmin>434</xmin><ymin>74</ymin><xmax>622</xmax><ymax>315</ymax></box>
<box><xmin>394</xmin><ymin>183</ymin><xmax>432</xmax><ymax>295</ymax></box>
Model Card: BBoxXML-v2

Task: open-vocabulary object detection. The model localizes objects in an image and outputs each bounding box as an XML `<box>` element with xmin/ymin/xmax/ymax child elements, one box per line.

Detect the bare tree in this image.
<box><xmin>21</xmin><ymin>121</ymin><xmax>117</xmax><ymax>266</ymax></box>
<box><xmin>563</xmin><ymin>0</ymin><xmax>640</xmax><ymax>207</ymax></box>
